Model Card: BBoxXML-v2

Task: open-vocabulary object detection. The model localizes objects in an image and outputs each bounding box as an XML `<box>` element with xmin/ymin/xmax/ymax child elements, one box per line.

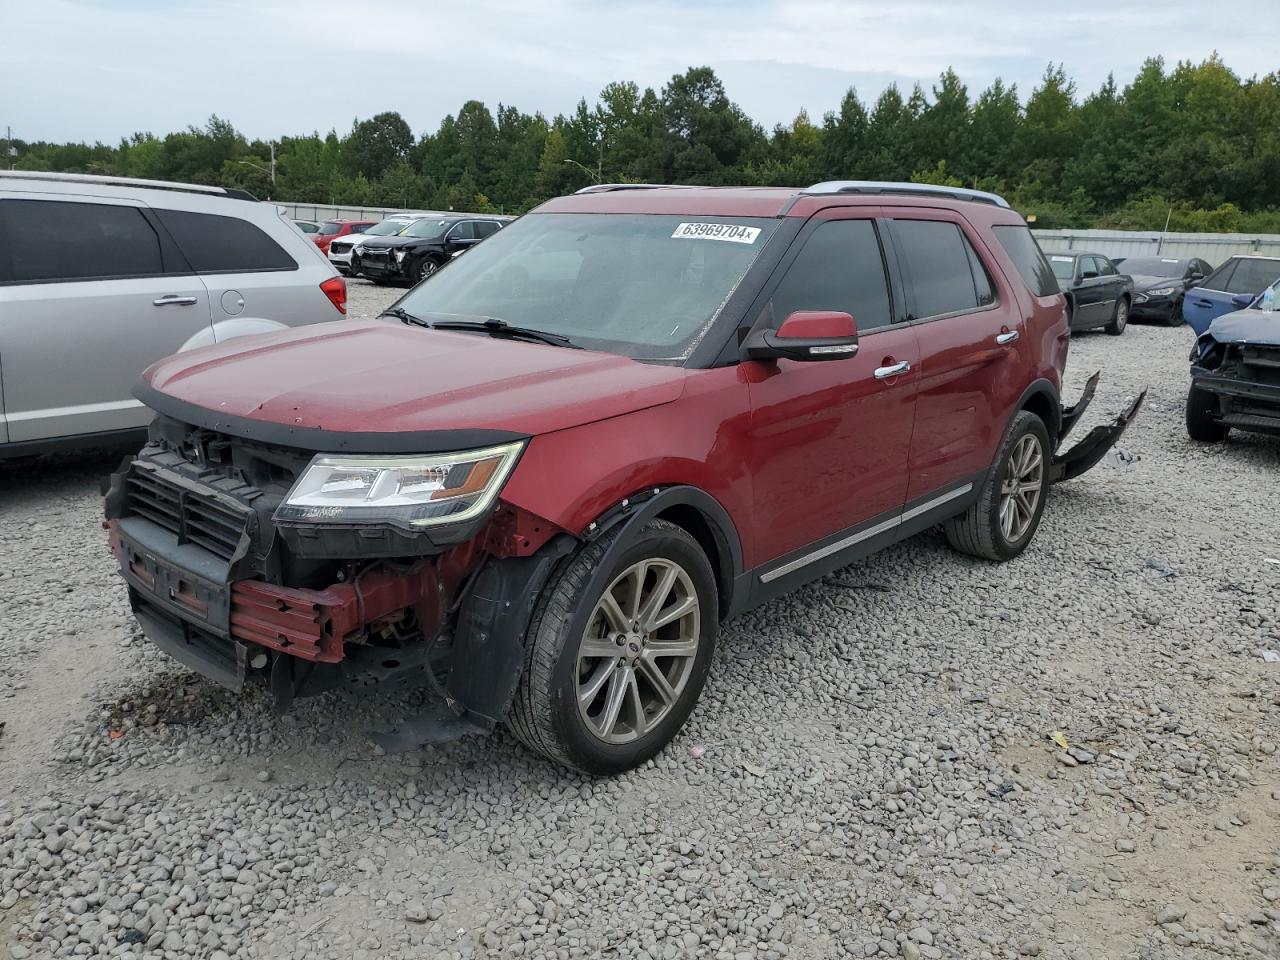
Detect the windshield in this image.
<box><xmin>294</xmin><ymin>221</ymin><xmax>319</xmax><ymax>234</ymax></box>
<box><xmin>1122</xmin><ymin>258</ymin><xmax>1184</xmax><ymax>277</ymax></box>
<box><xmin>395</xmin><ymin>213</ymin><xmax>777</xmax><ymax>361</ymax></box>
<box><xmin>318</xmin><ymin>222</ymin><xmax>343</xmax><ymax>236</ymax></box>
<box><xmin>404</xmin><ymin>218</ymin><xmax>453</xmax><ymax>239</ymax></box>
<box><xmin>1048</xmin><ymin>255</ymin><xmax>1075</xmax><ymax>280</ymax></box>
<box><xmin>366</xmin><ymin>219</ymin><xmax>413</xmax><ymax>237</ymax></box>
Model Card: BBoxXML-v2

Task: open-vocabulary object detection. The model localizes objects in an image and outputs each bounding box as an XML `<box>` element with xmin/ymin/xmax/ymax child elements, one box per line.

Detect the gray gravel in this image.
<box><xmin>2</xmin><ymin>279</ymin><xmax>1279</xmax><ymax>960</ymax></box>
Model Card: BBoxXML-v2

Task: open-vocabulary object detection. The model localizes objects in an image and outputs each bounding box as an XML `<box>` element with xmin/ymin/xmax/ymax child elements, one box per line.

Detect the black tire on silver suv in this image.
<box><xmin>507</xmin><ymin>519</ymin><xmax>718</xmax><ymax>775</ymax></box>
<box><xmin>945</xmin><ymin>411</ymin><xmax>1051</xmax><ymax>562</ymax></box>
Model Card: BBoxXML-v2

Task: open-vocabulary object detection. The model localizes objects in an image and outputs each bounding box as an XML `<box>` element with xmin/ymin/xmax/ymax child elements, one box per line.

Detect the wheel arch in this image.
<box><xmin>1015</xmin><ymin>378</ymin><xmax>1062</xmax><ymax>447</ymax></box>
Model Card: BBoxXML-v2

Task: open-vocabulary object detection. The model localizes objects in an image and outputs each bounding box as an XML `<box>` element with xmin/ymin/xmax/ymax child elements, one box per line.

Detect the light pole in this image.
<box><xmin>563</xmin><ymin>157</ymin><xmax>601</xmax><ymax>184</ymax></box>
<box><xmin>236</xmin><ymin>141</ymin><xmax>276</xmax><ymax>186</ymax></box>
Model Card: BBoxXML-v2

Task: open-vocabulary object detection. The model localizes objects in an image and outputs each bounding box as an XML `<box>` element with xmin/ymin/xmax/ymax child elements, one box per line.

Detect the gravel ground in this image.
<box><xmin>2</xmin><ymin>279</ymin><xmax>1279</xmax><ymax>960</ymax></box>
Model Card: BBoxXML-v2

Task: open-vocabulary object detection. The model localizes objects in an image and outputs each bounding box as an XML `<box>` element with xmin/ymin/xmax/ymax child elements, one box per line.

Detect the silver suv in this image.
<box><xmin>0</xmin><ymin>171</ymin><xmax>346</xmax><ymax>458</ymax></box>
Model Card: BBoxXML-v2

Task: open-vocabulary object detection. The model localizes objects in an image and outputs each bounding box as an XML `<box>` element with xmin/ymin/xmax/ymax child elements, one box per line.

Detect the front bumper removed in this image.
<box><xmin>1051</xmin><ymin>372</ymin><xmax>1146</xmax><ymax>482</ymax></box>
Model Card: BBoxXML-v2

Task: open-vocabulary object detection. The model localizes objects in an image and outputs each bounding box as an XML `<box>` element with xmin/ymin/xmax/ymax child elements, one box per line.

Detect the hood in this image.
<box><xmin>1130</xmin><ymin>274</ymin><xmax>1183</xmax><ymax>290</ymax></box>
<box><xmin>360</xmin><ymin>235</ymin><xmax>428</xmax><ymax>251</ymax></box>
<box><xmin>1204</xmin><ymin>308</ymin><xmax>1280</xmax><ymax>346</ymax></box>
<box><xmin>139</xmin><ymin>320</ymin><xmax>687</xmax><ymax>447</ymax></box>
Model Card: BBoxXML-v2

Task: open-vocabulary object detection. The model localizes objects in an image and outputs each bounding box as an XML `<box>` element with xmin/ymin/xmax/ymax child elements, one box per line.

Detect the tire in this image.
<box><xmin>349</xmin><ymin>256</ymin><xmax>362</xmax><ymax>279</ymax></box>
<box><xmin>1105</xmin><ymin>296</ymin><xmax>1129</xmax><ymax>336</ymax></box>
<box><xmin>1165</xmin><ymin>298</ymin><xmax>1184</xmax><ymax>327</ymax></box>
<box><xmin>944</xmin><ymin>411</ymin><xmax>1051</xmax><ymax>562</ymax></box>
<box><xmin>1186</xmin><ymin>385</ymin><xmax>1227</xmax><ymax>442</ymax></box>
<box><xmin>416</xmin><ymin>256</ymin><xmax>441</xmax><ymax>283</ymax></box>
<box><xmin>507</xmin><ymin>519</ymin><xmax>718</xmax><ymax>775</ymax></box>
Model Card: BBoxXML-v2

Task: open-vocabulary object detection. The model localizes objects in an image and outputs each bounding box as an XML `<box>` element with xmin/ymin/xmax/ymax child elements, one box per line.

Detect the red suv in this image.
<box><xmin>105</xmin><ymin>182</ymin><xmax>1141</xmax><ymax>774</ymax></box>
<box><xmin>312</xmin><ymin>218</ymin><xmax>377</xmax><ymax>254</ymax></box>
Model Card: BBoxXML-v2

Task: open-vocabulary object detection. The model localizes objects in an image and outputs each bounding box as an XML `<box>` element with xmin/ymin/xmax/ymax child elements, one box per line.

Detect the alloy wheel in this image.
<box><xmin>419</xmin><ymin>259</ymin><xmax>438</xmax><ymax>281</ymax></box>
<box><xmin>999</xmin><ymin>434</ymin><xmax>1044</xmax><ymax>543</ymax></box>
<box><xmin>576</xmin><ymin>558</ymin><xmax>700</xmax><ymax>745</ymax></box>
<box><xmin>1114</xmin><ymin>299</ymin><xmax>1128</xmax><ymax>331</ymax></box>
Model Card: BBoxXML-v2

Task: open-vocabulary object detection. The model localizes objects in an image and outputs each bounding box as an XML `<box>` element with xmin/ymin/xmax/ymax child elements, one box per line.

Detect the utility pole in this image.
<box><xmin>5</xmin><ymin>126</ymin><xmax>13</xmax><ymax>169</ymax></box>
<box><xmin>269</xmin><ymin>141</ymin><xmax>276</xmax><ymax>186</ymax></box>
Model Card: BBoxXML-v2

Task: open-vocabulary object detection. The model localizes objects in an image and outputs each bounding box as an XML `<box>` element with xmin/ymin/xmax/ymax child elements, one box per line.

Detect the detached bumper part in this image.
<box><xmin>1051</xmin><ymin>372</ymin><xmax>1146</xmax><ymax>482</ymax></box>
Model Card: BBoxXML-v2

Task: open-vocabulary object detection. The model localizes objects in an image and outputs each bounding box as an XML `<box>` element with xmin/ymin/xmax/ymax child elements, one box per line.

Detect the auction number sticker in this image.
<box><xmin>1050</xmin><ymin>255</ymin><xmax>1073</xmax><ymax>262</ymax></box>
<box><xmin>671</xmin><ymin>222</ymin><xmax>761</xmax><ymax>244</ymax></box>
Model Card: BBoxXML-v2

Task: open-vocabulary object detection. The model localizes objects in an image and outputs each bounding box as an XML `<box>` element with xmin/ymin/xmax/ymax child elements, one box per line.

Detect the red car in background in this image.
<box><xmin>312</xmin><ymin>219</ymin><xmax>377</xmax><ymax>254</ymax></box>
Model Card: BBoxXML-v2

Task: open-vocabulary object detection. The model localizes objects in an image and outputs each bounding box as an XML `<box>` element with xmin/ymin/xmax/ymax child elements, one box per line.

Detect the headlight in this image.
<box><xmin>1146</xmin><ymin>286</ymin><xmax>1176</xmax><ymax>297</ymax></box>
<box><xmin>274</xmin><ymin>442</ymin><xmax>524</xmax><ymax>530</ymax></box>
<box><xmin>394</xmin><ymin>249</ymin><xmax>406</xmax><ymax>263</ymax></box>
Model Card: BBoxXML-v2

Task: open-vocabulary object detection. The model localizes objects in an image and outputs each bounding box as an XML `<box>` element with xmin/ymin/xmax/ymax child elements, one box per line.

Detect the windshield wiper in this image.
<box><xmin>380</xmin><ymin>306</ymin><xmax>428</xmax><ymax>327</ymax></box>
<box><xmin>429</xmin><ymin>317</ymin><xmax>581</xmax><ymax>349</ymax></box>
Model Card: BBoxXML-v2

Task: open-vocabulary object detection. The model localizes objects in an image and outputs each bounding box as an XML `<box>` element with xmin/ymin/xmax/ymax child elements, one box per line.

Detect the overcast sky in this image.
<box><xmin>2</xmin><ymin>0</ymin><xmax>1275</xmax><ymax>144</ymax></box>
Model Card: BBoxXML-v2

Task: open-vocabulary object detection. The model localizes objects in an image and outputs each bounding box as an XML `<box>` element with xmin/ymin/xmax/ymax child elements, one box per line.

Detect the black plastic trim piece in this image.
<box><xmin>0</xmin><ymin>427</ymin><xmax>147</xmax><ymax>461</ymax></box>
<box><xmin>133</xmin><ymin>381</ymin><xmax>529</xmax><ymax>454</ymax></box>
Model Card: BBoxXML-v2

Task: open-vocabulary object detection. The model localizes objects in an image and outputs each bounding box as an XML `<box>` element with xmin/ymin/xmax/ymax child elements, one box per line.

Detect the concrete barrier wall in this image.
<box><xmin>1031</xmin><ymin>229</ymin><xmax>1280</xmax><ymax>265</ymax></box>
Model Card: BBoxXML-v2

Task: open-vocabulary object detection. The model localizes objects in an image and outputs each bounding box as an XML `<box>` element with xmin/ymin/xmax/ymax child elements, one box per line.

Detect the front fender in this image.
<box><xmin>178</xmin><ymin>318</ymin><xmax>291</xmax><ymax>352</ymax></box>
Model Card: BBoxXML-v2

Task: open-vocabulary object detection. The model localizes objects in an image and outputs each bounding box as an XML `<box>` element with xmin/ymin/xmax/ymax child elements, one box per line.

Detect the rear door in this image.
<box><xmin>887</xmin><ymin>211</ymin><xmax>1026</xmax><ymax>501</ymax></box>
<box><xmin>1073</xmin><ymin>256</ymin><xmax>1108</xmax><ymax>327</ymax></box>
<box><xmin>0</xmin><ymin>194</ymin><xmax>211</xmax><ymax>443</ymax></box>
<box><xmin>1098</xmin><ymin>256</ymin><xmax>1126</xmax><ymax>315</ymax></box>
<box><xmin>1182</xmin><ymin>258</ymin><xmax>1259</xmax><ymax>335</ymax></box>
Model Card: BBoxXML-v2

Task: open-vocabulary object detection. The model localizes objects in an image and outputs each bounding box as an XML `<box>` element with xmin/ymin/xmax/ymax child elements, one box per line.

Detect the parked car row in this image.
<box><xmin>1044</xmin><ymin>247</ymin><xmax>1280</xmax><ymax>337</ymax></box>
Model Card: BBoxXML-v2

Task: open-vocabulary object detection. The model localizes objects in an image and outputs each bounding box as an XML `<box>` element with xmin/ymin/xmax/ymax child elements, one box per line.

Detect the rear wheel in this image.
<box><xmin>945</xmin><ymin>411</ymin><xmax>1051</xmax><ymax>562</ymax></box>
<box><xmin>1186</xmin><ymin>385</ymin><xmax>1227</xmax><ymax>442</ymax></box>
<box><xmin>507</xmin><ymin>519</ymin><xmax>717</xmax><ymax>775</ymax></box>
<box><xmin>1106</xmin><ymin>296</ymin><xmax>1129</xmax><ymax>336</ymax></box>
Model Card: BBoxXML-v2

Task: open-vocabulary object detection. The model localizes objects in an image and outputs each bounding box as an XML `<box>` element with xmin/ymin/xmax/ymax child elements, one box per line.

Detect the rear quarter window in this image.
<box><xmin>154</xmin><ymin>209</ymin><xmax>297</xmax><ymax>273</ymax></box>
<box><xmin>992</xmin><ymin>225</ymin><xmax>1059</xmax><ymax>297</ymax></box>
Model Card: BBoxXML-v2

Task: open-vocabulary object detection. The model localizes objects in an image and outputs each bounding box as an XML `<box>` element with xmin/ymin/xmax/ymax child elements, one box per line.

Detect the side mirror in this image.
<box><xmin>1081</xmin><ymin>270</ymin><xmax>1099</xmax><ymax>280</ymax></box>
<box><xmin>744</xmin><ymin>310</ymin><xmax>859</xmax><ymax>362</ymax></box>
<box><xmin>1231</xmin><ymin>293</ymin><xmax>1255</xmax><ymax>308</ymax></box>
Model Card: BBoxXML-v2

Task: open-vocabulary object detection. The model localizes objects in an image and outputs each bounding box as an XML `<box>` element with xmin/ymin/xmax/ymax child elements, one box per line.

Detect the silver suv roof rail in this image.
<box><xmin>0</xmin><ymin>169</ymin><xmax>258</xmax><ymax>202</ymax></box>
<box><xmin>806</xmin><ymin>180</ymin><xmax>1010</xmax><ymax>208</ymax></box>
<box><xmin>574</xmin><ymin>183</ymin><xmax>699</xmax><ymax>194</ymax></box>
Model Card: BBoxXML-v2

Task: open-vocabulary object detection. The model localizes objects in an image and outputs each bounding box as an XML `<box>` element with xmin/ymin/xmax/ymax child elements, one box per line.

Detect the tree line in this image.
<box><xmin>11</xmin><ymin>55</ymin><xmax>1280</xmax><ymax>232</ymax></box>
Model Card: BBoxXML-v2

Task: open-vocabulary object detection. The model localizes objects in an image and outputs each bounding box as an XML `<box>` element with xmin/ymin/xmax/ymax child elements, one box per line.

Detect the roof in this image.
<box><xmin>0</xmin><ymin>169</ymin><xmax>256</xmax><ymax>201</ymax></box>
<box><xmin>536</xmin><ymin>180</ymin><xmax>1021</xmax><ymax>221</ymax></box>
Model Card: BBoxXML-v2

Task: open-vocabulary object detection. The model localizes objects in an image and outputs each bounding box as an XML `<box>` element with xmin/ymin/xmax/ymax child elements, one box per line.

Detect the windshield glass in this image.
<box><xmin>1048</xmin><ymin>255</ymin><xmax>1075</xmax><ymax>280</ymax></box>
<box><xmin>366</xmin><ymin>219</ymin><xmax>413</xmax><ymax>237</ymax></box>
<box><xmin>318</xmin><ymin>222</ymin><xmax>343</xmax><ymax>236</ymax></box>
<box><xmin>404</xmin><ymin>218</ymin><xmax>452</xmax><ymax>239</ymax></box>
<box><xmin>396</xmin><ymin>213</ymin><xmax>777</xmax><ymax>361</ymax></box>
<box><xmin>1122</xmin><ymin>258</ymin><xmax>1184</xmax><ymax>277</ymax></box>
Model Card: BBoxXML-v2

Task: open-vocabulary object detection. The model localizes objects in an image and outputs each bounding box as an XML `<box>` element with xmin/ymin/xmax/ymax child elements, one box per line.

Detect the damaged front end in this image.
<box><xmin>1050</xmin><ymin>372</ymin><xmax>1146</xmax><ymax>482</ymax></box>
<box><xmin>1189</xmin><ymin>320</ymin><xmax>1280</xmax><ymax>437</ymax></box>
<box><xmin>104</xmin><ymin>416</ymin><xmax>570</xmax><ymax>743</ymax></box>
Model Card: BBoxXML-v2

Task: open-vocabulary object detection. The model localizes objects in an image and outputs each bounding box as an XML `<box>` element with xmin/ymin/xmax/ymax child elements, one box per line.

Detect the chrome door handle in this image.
<box><xmin>153</xmin><ymin>295</ymin><xmax>198</xmax><ymax>307</ymax></box>
<box><xmin>996</xmin><ymin>330</ymin><xmax>1020</xmax><ymax>345</ymax></box>
<box><xmin>874</xmin><ymin>360</ymin><xmax>911</xmax><ymax>380</ymax></box>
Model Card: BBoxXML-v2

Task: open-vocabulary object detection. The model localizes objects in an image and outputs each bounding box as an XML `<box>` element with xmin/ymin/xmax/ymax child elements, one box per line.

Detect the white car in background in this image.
<box><xmin>327</xmin><ymin>215</ymin><xmax>423</xmax><ymax>276</ymax></box>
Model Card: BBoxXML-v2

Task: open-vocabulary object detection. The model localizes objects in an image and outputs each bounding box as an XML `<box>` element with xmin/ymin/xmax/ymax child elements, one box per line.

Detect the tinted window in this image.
<box><xmin>993</xmin><ymin>226</ymin><xmax>1059</xmax><ymax>297</ymax></box>
<box><xmin>1225</xmin><ymin>258</ymin><xmax>1280</xmax><ymax>295</ymax></box>
<box><xmin>770</xmin><ymin>219</ymin><xmax>892</xmax><ymax>331</ymax></box>
<box><xmin>966</xmin><ymin>242</ymin><xmax>996</xmax><ymax>306</ymax></box>
<box><xmin>894</xmin><ymin>219</ymin><xmax>983</xmax><ymax>319</ymax></box>
<box><xmin>351</xmin><ymin>223</ymin><xmax>371</xmax><ymax>233</ymax></box>
<box><xmin>449</xmin><ymin>221</ymin><xmax>477</xmax><ymax>241</ymax></box>
<box><xmin>317</xmin><ymin>222</ymin><xmax>342</xmax><ymax>235</ymax></box>
<box><xmin>1203</xmin><ymin>259</ymin><xmax>1238</xmax><ymax>291</ymax></box>
<box><xmin>154</xmin><ymin>209</ymin><xmax>296</xmax><ymax>273</ymax></box>
<box><xmin>1099</xmin><ymin>257</ymin><xmax>1117</xmax><ymax>276</ymax></box>
<box><xmin>1</xmin><ymin>199</ymin><xmax>169</xmax><ymax>283</ymax></box>
<box><xmin>475</xmin><ymin>221</ymin><xmax>500</xmax><ymax>238</ymax></box>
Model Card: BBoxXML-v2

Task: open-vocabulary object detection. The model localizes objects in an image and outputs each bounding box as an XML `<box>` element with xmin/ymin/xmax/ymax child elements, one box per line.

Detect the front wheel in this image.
<box><xmin>1165</xmin><ymin>298</ymin><xmax>1184</xmax><ymax>327</ymax></box>
<box><xmin>1106</xmin><ymin>296</ymin><xmax>1129</xmax><ymax>336</ymax></box>
<box><xmin>507</xmin><ymin>519</ymin><xmax>718</xmax><ymax>775</ymax></box>
<box><xmin>945</xmin><ymin>411</ymin><xmax>1051</xmax><ymax>562</ymax></box>
<box><xmin>1186</xmin><ymin>385</ymin><xmax>1227</xmax><ymax>442</ymax></box>
<box><xmin>417</xmin><ymin>257</ymin><xmax>441</xmax><ymax>282</ymax></box>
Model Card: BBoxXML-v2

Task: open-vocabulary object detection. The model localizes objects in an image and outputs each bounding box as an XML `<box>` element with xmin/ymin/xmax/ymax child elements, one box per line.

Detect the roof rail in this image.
<box><xmin>0</xmin><ymin>169</ymin><xmax>258</xmax><ymax>202</ymax></box>
<box><xmin>806</xmin><ymin>180</ymin><xmax>1010</xmax><ymax>208</ymax></box>
<box><xmin>574</xmin><ymin>183</ymin><xmax>697</xmax><ymax>194</ymax></box>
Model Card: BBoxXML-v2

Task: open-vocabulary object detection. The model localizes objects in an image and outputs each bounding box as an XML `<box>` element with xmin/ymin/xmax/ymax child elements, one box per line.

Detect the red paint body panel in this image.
<box><xmin>142</xmin><ymin>320</ymin><xmax>686</xmax><ymax>437</ymax></box>
<box><xmin>313</xmin><ymin>220</ymin><xmax>377</xmax><ymax>254</ymax></box>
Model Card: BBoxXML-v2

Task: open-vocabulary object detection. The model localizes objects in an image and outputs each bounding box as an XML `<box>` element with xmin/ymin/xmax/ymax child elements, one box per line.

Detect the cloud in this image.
<box><xmin>1</xmin><ymin>0</ymin><xmax>1274</xmax><ymax>142</ymax></box>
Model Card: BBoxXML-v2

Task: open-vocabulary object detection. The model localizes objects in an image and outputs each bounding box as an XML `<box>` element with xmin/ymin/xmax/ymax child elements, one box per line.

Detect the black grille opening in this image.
<box><xmin>124</xmin><ymin>468</ymin><xmax>247</xmax><ymax>561</ymax></box>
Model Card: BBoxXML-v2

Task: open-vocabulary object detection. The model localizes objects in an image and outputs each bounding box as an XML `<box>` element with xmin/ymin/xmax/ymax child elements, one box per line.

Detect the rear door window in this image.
<box><xmin>1224</xmin><ymin>258</ymin><xmax>1280</xmax><ymax>295</ymax></box>
<box><xmin>475</xmin><ymin>221</ymin><xmax>501</xmax><ymax>238</ymax></box>
<box><xmin>0</xmin><ymin>198</ymin><xmax>176</xmax><ymax>283</ymax></box>
<box><xmin>154</xmin><ymin>209</ymin><xmax>297</xmax><ymax>273</ymax></box>
<box><xmin>769</xmin><ymin>218</ymin><xmax>893</xmax><ymax>332</ymax></box>
<box><xmin>1202</xmin><ymin>259</ymin><xmax>1238</xmax><ymax>292</ymax></box>
<box><xmin>991</xmin><ymin>225</ymin><xmax>1058</xmax><ymax>297</ymax></box>
<box><xmin>893</xmin><ymin>219</ymin><xmax>987</xmax><ymax>320</ymax></box>
<box><xmin>448</xmin><ymin>221</ymin><xmax>478</xmax><ymax>242</ymax></box>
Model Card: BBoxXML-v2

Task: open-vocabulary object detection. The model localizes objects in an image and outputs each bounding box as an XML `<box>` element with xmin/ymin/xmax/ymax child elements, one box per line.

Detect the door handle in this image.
<box><xmin>1194</xmin><ymin>299</ymin><xmax>1212</xmax><ymax>307</ymax></box>
<box><xmin>996</xmin><ymin>330</ymin><xmax>1020</xmax><ymax>345</ymax></box>
<box><xmin>874</xmin><ymin>360</ymin><xmax>911</xmax><ymax>380</ymax></box>
<box><xmin>153</xmin><ymin>295</ymin><xmax>198</xmax><ymax>307</ymax></box>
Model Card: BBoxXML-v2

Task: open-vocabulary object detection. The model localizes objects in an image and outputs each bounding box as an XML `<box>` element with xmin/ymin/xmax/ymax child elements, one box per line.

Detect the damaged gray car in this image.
<box><xmin>1187</xmin><ymin>278</ymin><xmax>1280</xmax><ymax>442</ymax></box>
